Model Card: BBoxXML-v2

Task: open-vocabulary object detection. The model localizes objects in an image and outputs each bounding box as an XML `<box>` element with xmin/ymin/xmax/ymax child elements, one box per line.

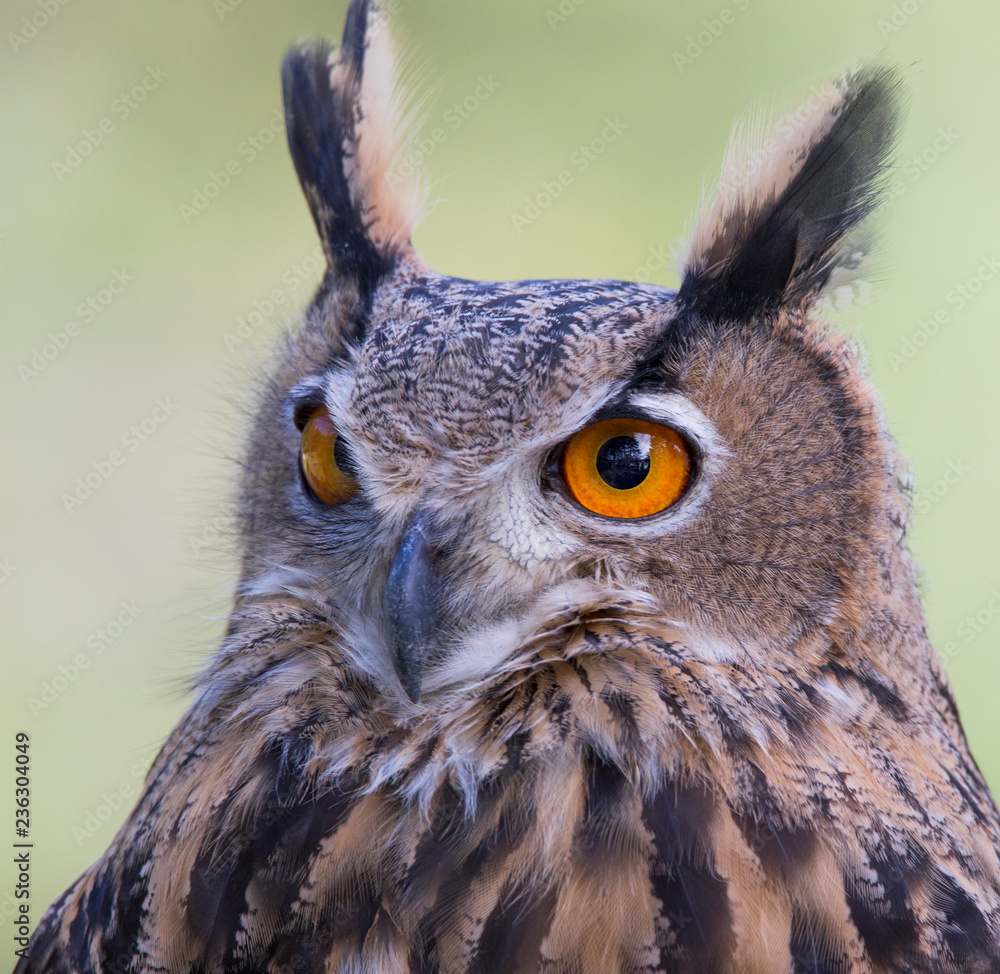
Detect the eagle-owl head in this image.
<box><xmin>235</xmin><ymin>0</ymin><xmax>908</xmax><ymax>717</ymax></box>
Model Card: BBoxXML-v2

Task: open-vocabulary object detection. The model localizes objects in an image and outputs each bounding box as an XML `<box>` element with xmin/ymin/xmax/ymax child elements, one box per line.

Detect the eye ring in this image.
<box><xmin>560</xmin><ymin>417</ymin><xmax>691</xmax><ymax>519</ymax></box>
<box><xmin>299</xmin><ymin>406</ymin><xmax>360</xmax><ymax>505</ymax></box>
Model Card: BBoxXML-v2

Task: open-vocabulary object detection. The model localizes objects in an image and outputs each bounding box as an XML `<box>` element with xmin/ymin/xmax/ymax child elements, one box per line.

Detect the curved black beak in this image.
<box><xmin>382</xmin><ymin>514</ymin><xmax>440</xmax><ymax>702</ymax></box>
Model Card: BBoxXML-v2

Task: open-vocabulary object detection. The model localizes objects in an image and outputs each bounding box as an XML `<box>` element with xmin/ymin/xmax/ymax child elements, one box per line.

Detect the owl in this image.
<box><xmin>16</xmin><ymin>1</ymin><xmax>1000</xmax><ymax>972</ymax></box>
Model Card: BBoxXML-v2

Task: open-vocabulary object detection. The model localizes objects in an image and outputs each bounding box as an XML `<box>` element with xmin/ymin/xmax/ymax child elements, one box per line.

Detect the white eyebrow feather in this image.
<box><xmin>627</xmin><ymin>392</ymin><xmax>731</xmax><ymax>459</ymax></box>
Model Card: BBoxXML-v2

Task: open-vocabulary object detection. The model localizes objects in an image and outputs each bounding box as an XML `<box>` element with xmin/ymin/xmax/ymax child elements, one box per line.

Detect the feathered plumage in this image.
<box><xmin>17</xmin><ymin>3</ymin><xmax>1000</xmax><ymax>973</ymax></box>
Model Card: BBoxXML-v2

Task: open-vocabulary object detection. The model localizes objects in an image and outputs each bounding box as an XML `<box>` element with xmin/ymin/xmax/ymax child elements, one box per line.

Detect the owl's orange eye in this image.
<box><xmin>300</xmin><ymin>407</ymin><xmax>360</xmax><ymax>505</ymax></box>
<box><xmin>560</xmin><ymin>417</ymin><xmax>691</xmax><ymax>519</ymax></box>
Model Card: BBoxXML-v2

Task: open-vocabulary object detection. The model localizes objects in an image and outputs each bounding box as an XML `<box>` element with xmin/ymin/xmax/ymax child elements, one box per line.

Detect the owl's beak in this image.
<box><xmin>382</xmin><ymin>513</ymin><xmax>440</xmax><ymax>703</ymax></box>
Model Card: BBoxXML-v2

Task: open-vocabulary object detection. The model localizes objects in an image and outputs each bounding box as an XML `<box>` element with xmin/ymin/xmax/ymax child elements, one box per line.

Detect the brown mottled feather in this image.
<box><xmin>22</xmin><ymin>593</ymin><xmax>1000</xmax><ymax>971</ymax></box>
<box><xmin>17</xmin><ymin>3</ymin><xmax>1000</xmax><ymax>973</ymax></box>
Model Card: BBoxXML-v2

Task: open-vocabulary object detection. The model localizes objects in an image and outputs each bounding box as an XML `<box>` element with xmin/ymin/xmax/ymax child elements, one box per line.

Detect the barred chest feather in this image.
<box><xmin>26</xmin><ymin>602</ymin><xmax>1000</xmax><ymax>974</ymax></box>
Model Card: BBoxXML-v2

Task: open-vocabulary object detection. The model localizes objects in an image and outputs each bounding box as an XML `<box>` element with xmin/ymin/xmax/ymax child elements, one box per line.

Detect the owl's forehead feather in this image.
<box><xmin>350</xmin><ymin>271</ymin><xmax>678</xmax><ymax>421</ymax></box>
<box><xmin>372</xmin><ymin>272</ymin><xmax>676</xmax><ymax>357</ymax></box>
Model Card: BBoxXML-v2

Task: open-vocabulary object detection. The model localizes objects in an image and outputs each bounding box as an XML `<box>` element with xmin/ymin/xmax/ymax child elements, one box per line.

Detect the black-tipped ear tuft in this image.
<box><xmin>282</xmin><ymin>0</ymin><xmax>421</xmax><ymax>304</ymax></box>
<box><xmin>679</xmin><ymin>61</ymin><xmax>907</xmax><ymax>320</ymax></box>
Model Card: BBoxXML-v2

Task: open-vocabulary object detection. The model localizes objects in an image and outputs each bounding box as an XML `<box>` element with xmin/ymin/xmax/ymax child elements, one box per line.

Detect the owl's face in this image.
<box><xmin>241</xmin><ymin>269</ymin><xmax>897</xmax><ymax>714</ymax></box>
<box><xmin>234</xmin><ymin>6</ymin><xmax>906</xmax><ymax>713</ymax></box>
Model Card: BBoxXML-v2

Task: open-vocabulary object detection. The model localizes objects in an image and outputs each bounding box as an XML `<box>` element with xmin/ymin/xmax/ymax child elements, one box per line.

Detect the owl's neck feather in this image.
<box><xmin>195</xmin><ymin>592</ymin><xmax>992</xmax><ymax>837</ymax></box>
<box><xmin>49</xmin><ymin>586</ymin><xmax>999</xmax><ymax>972</ymax></box>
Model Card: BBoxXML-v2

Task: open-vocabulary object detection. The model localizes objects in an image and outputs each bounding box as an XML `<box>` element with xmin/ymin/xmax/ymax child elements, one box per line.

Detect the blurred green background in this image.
<box><xmin>3</xmin><ymin>0</ymin><xmax>999</xmax><ymax>949</ymax></box>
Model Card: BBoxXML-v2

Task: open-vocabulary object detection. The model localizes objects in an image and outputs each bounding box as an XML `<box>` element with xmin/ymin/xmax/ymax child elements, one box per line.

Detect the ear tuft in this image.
<box><xmin>282</xmin><ymin>0</ymin><xmax>425</xmax><ymax>302</ymax></box>
<box><xmin>679</xmin><ymin>61</ymin><xmax>907</xmax><ymax>320</ymax></box>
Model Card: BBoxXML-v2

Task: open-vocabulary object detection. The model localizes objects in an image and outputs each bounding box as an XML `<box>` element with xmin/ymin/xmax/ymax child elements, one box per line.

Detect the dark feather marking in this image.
<box><xmin>42</xmin><ymin>854</ymin><xmax>149</xmax><ymax>974</ymax></box>
<box><xmin>403</xmin><ymin>779</ymin><xmax>471</xmax><ymax>907</ymax></box>
<box><xmin>809</xmin><ymin>351</ymin><xmax>870</xmax><ymax>462</ymax></box>
<box><xmin>790</xmin><ymin>920</ymin><xmax>846</xmax><ymax>974</ymax></box>
<box><xmin>482</xmin><ymin>682</ymin><xmax>519</xmax><ymax>715</ymax></box>
<box><xmin>655</xmin><ymin>680</ymin><xmax>695</xmax><ymax>731</ymax></box>
<box><xmin>13</xmin><ymin>886</ymin><xmax>79</xmax><ymax>974</ymax></box>
<box><xmin>774</xmin><ymin>689</ymin><xmax>814</xmax><ymax>737</ymax></box>
<box><xmin>821</xmin><ymin>660</ymin><xmax>908</xmax><ymax>721</ymax></box>
<box><xmin>740</xmin><ymin>824</ymin><xmax>850</xmax><ymax>974</ymax></box>
<box><xmin>643</xmin><ymin>780</ymin><xmax>734</xmax><ymax>972</ymax></box>
<box><xmin>621</xmin><ymin>327</ymin><xmax>687</xmax><ymax>396</ymax></box>
<box><xmin>411</xmin><ymin>769</ymin><xmax>536</xmax><ymax>960</ymax></box>
<box><xmin>600</xmin><ymin>687</ymin><xmax>640</xmax><ymax>748</ymax></box>
<box><xmin>568</xmin><ymin>657</ymin><xmax>592</xmax><ymax>694</ymax></box>
<box><xmin>402</xmin><ymin>767</ymin><xmax>544</xmax><ymax>968</ymax></box>
<box><xmin>943</xmin><ymin>767</ymin><xmax>991</xmax><ymax>827</ymax></box>
<box><xmin>268</xmin><ymin>933</ymin><xmax>327</xmax><ymax>974</ymax></box>
<box><xmin>268</xmin><ymin>885</ymin><xmax>382</xmax><ymax>974</ymax></box>
<box><xmin>504</xmin><ymin>729</ymin><xmax>531</xmax><ymax>773</ymax></box>
<box><xmin>402</xmin><ymin>733</ymin><xmax>440</xmax><ymax>783</ymax></box>
<box><xmin>843</xmin><ymin>843</ymin><xmax>925</xmax><ymax>969</ymax></box>
<box><xmin>578</xmin><ymin>748</ymin><xmax>629</xmax><ymax>856</ymax></box>
<box><xmin>542</xmin><ymin>685</ymin><xmax>572</xmax><ymax>739</ymax></box>
<box><xmin>714</xmin><ymin>709</ymin><xmax>782</xmax><ymax>818</ymax></box>
<box><xmin>679</xmin><ymin>64</ymin><xmax>905</xmax><ymax>318</ymax></box>
<box><xmin>741</xmin><ymin>819</ymin><xmax>816</xmax><ymax>879</ymax></box>
<box><xmin>929</xmin><ymin>872</ymin><xmax>998</xmax><ymax>969</ymax></box>
<box><xmin>275</xmin><ymin>725</ymin><xmax>316</xmax><ymax>802</ymax></box>
<box><xmin>281</xmin><ymin>0</ymin><xmax>396</xmax><ymax>309</ymax></box>
<box><xmin>97</xmin><ymin>856</ymin><xmax>150</xmax><ymax>974</ymax></box>
<box><xmin>232</xmin><ymin>792</ymin><xmax>369</xmax><ymax>974</ymax></box>
<box><xmin>409</xmin><ymin>937</ymin><xmax>440</xmax><ymax>974</ymax></box>
<box><xmin>469</xmin><ymin>881</ymin><xmax>558</xmax><ymax>974</ymax></box>
<box><xmin>350</xmin><ymin>892</ymin><xmax>382</xmax><ymax>955</ymax></box>
<box><xmin>65</xmin><ymin>893</ymin><xmax>90</xmax><ymax>969</ymax></box>
<box><xmin>186</xmin><ymin>736</ymin><xmax>359</xmax><ymax>968</ymax></box>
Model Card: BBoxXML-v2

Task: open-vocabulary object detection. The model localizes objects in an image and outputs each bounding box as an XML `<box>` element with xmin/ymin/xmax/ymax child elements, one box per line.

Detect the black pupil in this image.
<box><xmin>595</xmin><ymin>435</ymin><xmax>650</xmax><ymax>490</ymax></box>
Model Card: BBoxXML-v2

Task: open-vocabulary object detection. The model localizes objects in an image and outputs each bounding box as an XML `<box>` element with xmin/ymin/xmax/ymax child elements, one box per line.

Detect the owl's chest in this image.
<box><xmin>99</xmin><ymin>643</ymin><xmax>1000</xmax><ymax>973</ymax></box>
<box><xmin>251</xmin><ymin>658</ymin><xmax>733</xmax><ymax>967</ymax></box>
<box><xmin>243</xmin><ymin>717</ymin><xmax>718</xmax><ymax>973</ymax></box>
